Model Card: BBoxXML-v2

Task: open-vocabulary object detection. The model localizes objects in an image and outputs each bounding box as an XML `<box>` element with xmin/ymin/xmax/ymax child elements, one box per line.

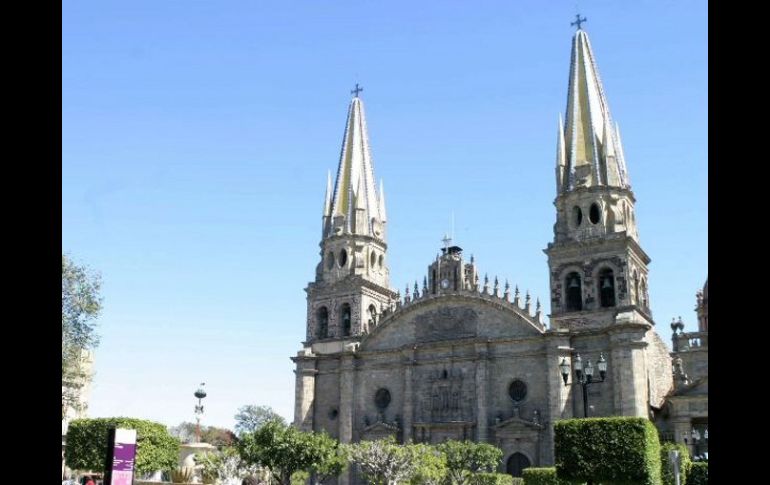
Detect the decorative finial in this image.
<box><xmin>514</xmin><ymin>285</ymin><xmax>520</xmax><ymax>306</ymax></box>
<box><xmin>351</xmin><ymin>83</ymin><xmax>363</xmax><ymax>97</ymax></box>
<box><xmin>525</xmin><ymin>290</ymin><xmax>531</xmax><ymax>312</ymax></box>
<box><xmin>414</xmin><ymin>281</ymin><xmax>420</xmax><ymax>298</ymax></box>
<box><xmin>470</xmin><ymin>254</ymin><xmax>475</xmax><ymax>264</ymax></box>
<box><xmin>571</xmin><ymin>13</ymin><xmax>587</xmax><ymax>30</ymax></box>
<box><xmin>493</xmin><ymin>277</ymin><xmax>499</xmax><ymax>297</ymax></box>
<box><xmin>504</xmin><ymin>280</ymin><xmax>511</xmax><ymax>301</ymax></box>
<box><xmin>423</xmin><ymin>276</ymin><xmax>428</xmax><ymax>293</ymax></box>
<box><xmin>536</xmin><ymin>298</ymin><xmax>541</xmax><ymax>313</ymax></box>
<box><xmin>405</xmin><ymin>284</ymin><xmax>410</xmax><ymax>296</ymax></box>
<box><xmin>483</xmin><ymin>274</ymin><xmax>489</xmax><ymax>294</ymax></box>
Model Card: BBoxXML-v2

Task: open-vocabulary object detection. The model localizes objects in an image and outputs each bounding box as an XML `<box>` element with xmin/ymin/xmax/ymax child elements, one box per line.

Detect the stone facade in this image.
<box><xmin>656</xmin><ymin>280</ymin><xmax>709</xmax><ymax>458</ymax></box>
<box><xmin>292</xmin><ymin>27</ymin><xmax>700</xmax><ymax>482</ymax></box>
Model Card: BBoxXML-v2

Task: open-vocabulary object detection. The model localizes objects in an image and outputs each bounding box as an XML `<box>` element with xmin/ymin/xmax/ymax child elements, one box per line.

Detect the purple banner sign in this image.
<box><xmin>108</xmin><ymin>429</ymin><xmax>137</xmax><ymax>485</ymax></box>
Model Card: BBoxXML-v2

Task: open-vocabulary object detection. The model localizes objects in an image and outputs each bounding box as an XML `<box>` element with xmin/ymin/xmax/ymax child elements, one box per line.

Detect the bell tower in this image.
<box><xmin>305</xmin><ymin>88</ymin><xmax>398</xmax><ymax>345</ymax></box>
<box><xmin>545</xmin><ymin>27</ymin><xmax>652</xmax><ymax>330</ymax></box>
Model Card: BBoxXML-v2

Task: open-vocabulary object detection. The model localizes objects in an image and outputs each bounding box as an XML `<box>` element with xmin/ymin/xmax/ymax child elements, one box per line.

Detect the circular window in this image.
<box><xmin>328</xmin><ymin>408</ymin><xmax>339</xmax><ymax>420</ymax></box>
<box><xmin>338</xmin><ymin>249</ymin><xmax>348</xmax><ymax>267</ymax></box>
<box><xmin>572</xmin><ymin>206</ymin><xmax>583</xmax><ymax>227</ymax></box>
<box><xmin>370</xmin><ymin>251</ymin><xmax>376</xmax><ymax>268</ymax></box>
<box><xmin>589</xmin><ymin>203</ymin><xmax>601</xmax><ymax>224</ymax></box>
<box><xmin>508</xmin><ymin>380</ymin><xmax>527</xmax><ymax>402</ymax></box>
<box><xmin>326</xmin><ymin>251</ymin><xmax>335</xmax><ymax>270</ymax></box>
<box><xmin>378</xmin><ymin>255</ymin><xmax>384</xmax><ymax>268</ymax></box>
<box><xmin>374</xmin><ymin>388</ymin><xmax>391</xmax><ymax>410</ymax></box>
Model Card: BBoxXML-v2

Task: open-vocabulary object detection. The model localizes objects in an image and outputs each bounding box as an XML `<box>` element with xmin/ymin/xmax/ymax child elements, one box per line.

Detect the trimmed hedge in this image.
<box><xmin>687</xmin><ymin>462</ymin><xmax>708</xmax><ymax>485</ymax></box>
<box><xmin>65</xmin><ymin>417</ymin><xmax>180</xmax><ymax>474</ymax></box>
<box><xmin>660</xmin><ymin>442</ymin><xmax>691</xmax><ymax>485</ymax></box>
<box><xmin>472</xmin><ymin>472</ymin><xmax>515</xmax><ymax>485</ymax></box>
<box><xmin>522</xmin><ymin>467</ymin><xmax>574</xmax><ymax>485</ymax></box>
<box><xmin>555</xmin><ymin>417</ymin><xmax>661</xmax><ymax>485</ymax></box>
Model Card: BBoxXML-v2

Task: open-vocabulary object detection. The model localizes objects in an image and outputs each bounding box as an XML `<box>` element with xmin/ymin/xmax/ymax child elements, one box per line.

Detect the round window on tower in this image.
<box><xmin>326</xmin><ymin>251</ymin><xmax>335</xmax><ymax>270</ymax></box>
<box><xmin>338</xmin><ymin>249</ymin><xmax>348</xmax><ymax>268</ymax></box>
<box><xmin>508</xmin><ymin>379</ymin><xmax>528</xmax><ymax>402</ymax></box>
<box><xmin>589</xmin><ymin>203</ymin><xmax>601</xmax><ymax>224</ymax></box>
<box><xmin>572</xmin><ymin>206</ymin><xmax>583</xmax><ymax>227</ymax></box>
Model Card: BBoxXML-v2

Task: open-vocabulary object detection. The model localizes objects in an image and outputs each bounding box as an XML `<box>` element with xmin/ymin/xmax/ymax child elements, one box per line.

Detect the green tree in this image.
<box><xmin>62</xmin><ymin>254</ymin><xmax>103</xmax><ymax>419</ymax></box>
<box><xmin>345</xmin><ymin>437</ymin><xmax>418</xmax><ymax>485</ymax></box>
<box><xmin>234</xmin><ymin>404</ymin><xmax>286</xmax><ymax>436</ymax></box>
<box><xmin>65</xmin><ymin>417</ymin><xmax>179</xmax><ymax>475</ymax></box>
<box><xmin>169</xmin><ymin>422</ymin><xmax>237</xmax><ymax>448</ymax></box>
<box><xmin>238</xmin><ymin>420</ymin><xmax>342</xmax><ymax>485</ymax></box>
<box><xmin>407</xmin><ymin>443</ymin><xmax>447</xmax><ymax>485</ymax></box>
<box><xmin>436</xmin><ymin>440</ymin><xmax>503</xmax><ymax>485</ymax></box>
<box><xmin>196</xmin><ymin>446</ymin><xmax>263</xmax><ymax>484</ymax></box>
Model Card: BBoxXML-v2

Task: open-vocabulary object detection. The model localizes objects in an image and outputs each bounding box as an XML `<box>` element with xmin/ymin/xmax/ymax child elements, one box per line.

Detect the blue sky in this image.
<box><xmin>63</xmin><ymin>0</ymin><xmax>707</xmax><ymax>430</ymax></box>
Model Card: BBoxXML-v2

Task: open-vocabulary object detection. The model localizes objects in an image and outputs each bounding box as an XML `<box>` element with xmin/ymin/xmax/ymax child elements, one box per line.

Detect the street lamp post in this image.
<box><xmin>559</xmin><ymin>353</ymin><xmax>608</xmax><ymax>417</ymax></box>
<box><xmin>194</xmin><ymin>383</ymin><xmax>207</xmax><ymax>443</ymax></box>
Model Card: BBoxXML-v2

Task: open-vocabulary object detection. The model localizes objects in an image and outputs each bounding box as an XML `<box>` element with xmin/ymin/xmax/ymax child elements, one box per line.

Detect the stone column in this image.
<box><xmin>292</xmin><ymin>349</ymin><xmax>317</xmax><ymax>432</ymax></box>
<box><xmin>402</xmin><ymin>347</ymin><xmax>416</xmax><ymax>443</ymax></box>
<box><xmin>475</xmin><ymin>342</ymin><xmax>490</xmax><ymax>442</ymax></box>
<box><xmin>338</xmin><ymin>348</ymin><xmax>357</xmax><ymax>485</ymax></box>
<box><xmin>543</xmin><ymin>330</ymin><xmax>573</xmax><ymax>465</ymax></box>
<box><xmin>609</xmin><ymin>322</ymin><xmax>650</xmax><ymax>417</ymax></box>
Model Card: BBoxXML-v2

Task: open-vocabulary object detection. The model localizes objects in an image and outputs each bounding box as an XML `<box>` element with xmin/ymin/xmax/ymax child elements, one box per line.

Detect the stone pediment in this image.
<box><xmin>363</xmin><ymin>420</ymin><xmax>400</xmax><ymax>434</ymax></box>
<box><xmin>492</xmin><ymin>416</ymin><xmax>544</xmax><ymax>432</ymax></box>
<box><xmin>360</xmin><ymin>294</ymin><xmax>544</xmax><ymax>352</ymax></box>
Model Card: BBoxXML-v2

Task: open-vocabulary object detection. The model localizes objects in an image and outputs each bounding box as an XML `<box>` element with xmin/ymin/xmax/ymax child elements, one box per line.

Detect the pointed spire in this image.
<box><xmin>493</xmin><ymin>277</ymin><xmax>499</xmax><ymax>297</ymax></box>
<box><xmin>414</xmin><ymin>281</ymin><xmax>420</xmax><ymax>299</ymax></box>
<box><xmin>423</xmin><ymin>276</ymin><xmax>428</xmax><ymax>294</ymax></box>
<box><xmin>329</xmin><ymin>94</ymin><xmax>385</xmax><ymax>238</ymax></box>
<box><xmin>504</xmin><ymin>280</ymin><xmax>511</xmax><ymax>301</ymax></box>
<box><xmin>559</xmin><ymin>29</ymin><xmax>630</xmax><ymax>193</ymax></box>
<box><xmin>379</xmin><ymin>179</ymin><xmax>387</xmax><ymax>222</ymax></box>
<box><xmin>556</xmin><ymin>115</ymin><xmax>566</xmax><ymax>190</ymax></box>
<box><xmin>483</xmin><ymin>274</ymin><xmax>489</xmax><ymax>294</ymax></box>
<box><xmin>513</xmin><ymin>285</ymin><xmax>520</xmax><ymax>306</ymax></box>
<box><xmin>525</xmin><ymin>290</ymin><xmax>531</xmax><ymax>312</ymax></box>
<box><xmin>323</xmin><ymin>170</ymin><xmax>332</xmax><ymax>217</ymax></box>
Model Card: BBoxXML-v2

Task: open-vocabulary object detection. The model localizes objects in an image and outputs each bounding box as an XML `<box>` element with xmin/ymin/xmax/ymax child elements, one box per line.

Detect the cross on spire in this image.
<box><xmin>442</xmin><ymin>233</ymin><xmax>452</xmax><ymax>251</ymax></box>
<box><xmin>571</xmin><ymin>13</ymin><xmax>587</xmax><ymax>30</ymax></box>
<box><xmin>351</xmin><ymin>83</ymin><xmax>364</xmax><ymax>98</ymax></box>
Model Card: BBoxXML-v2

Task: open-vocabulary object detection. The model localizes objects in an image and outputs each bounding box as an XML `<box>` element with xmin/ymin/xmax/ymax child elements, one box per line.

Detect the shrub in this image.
<box><xmin>660</xmin><ymin>442</ymin><xmax>691</xmax><ymax>485</ymax></box>
<box><xmin>170</xmin><ymin>467</ymin><xmax>193</xmax><ymax>483</ymax></box>
<box><xmin>687</xmin><ymin>462</ymin><xmax>708</xmax><ymax>485</ymax></box>
<box><xmin>65</xmin><ymin>417</ymin><xmax>180</xmax><ymax>475</ymax></box>
<box><xmin>437</xmin><ymin>440</ymin><xmax>503</xmax><ymax>484</ymax></box>
<box><xmin>511</xmin><ymin>478</ymin><xmax>524</xmax><ymax>485</ymax></box>
<box><xmin>554</xmin><ymin>417</ymin><xmax>661</xmax><ymax>485</ymax></box>
<box><xmin>472</xmin><ymin>472</ymin><xmax>515</xmax><ymax>484</ymax></box>
<box><xmin>521</xmin><ymin>467</ymin><xmax>573</xmax><ymax>485</ymax></box>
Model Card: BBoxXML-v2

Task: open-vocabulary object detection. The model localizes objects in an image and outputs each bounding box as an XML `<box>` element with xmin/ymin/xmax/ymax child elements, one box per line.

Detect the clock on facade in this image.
<box><xmin>441</xmin><ymin>278</ymin><xmax>450</xmax><ymax>289</ymax></box>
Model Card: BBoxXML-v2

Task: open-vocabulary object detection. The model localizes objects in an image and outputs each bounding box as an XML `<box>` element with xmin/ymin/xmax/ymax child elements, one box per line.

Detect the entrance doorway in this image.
<box><xmin>506</xmin><ymin>452</ymin><xmax>531</xmax><ymax>477</ymax></box>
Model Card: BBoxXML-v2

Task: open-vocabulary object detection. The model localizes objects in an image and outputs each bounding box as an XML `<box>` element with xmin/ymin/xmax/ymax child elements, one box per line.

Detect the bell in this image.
<box><xmin>569</xmin><ymin>278</ymin><xmax>580</xmax><ymax>289</ymax></box>
<box><xmin>602</xmin><ymin>277</ymin><xmax>613</xmax><ymax>289</ymax></box>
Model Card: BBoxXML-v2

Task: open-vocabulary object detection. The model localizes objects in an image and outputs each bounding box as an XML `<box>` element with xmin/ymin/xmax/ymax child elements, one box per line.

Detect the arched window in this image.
<box><xmin>368</xmin><ymin>304</ymin><xmax>378</xmax><ymax>326</ymax></box>
<box><xmin>340</xmin><ymin>303</ymin><xmax>352</xmax><ymax>336</ymax></box>
<box><xmin>565</xmin><ymin>272</ymin><xmax>583</xmax><ymax>311</ymax></box>
<box><xmin>317</xmin><ymin>307</ymin><xmax>328</xmax><ymax>339</ymax></box>
<box><xmin>640</xmin><ymin>279</ymin><xmax>649</xmax><ymax>309</ymax></box>
<box><xmin>506</xmin><ymin>452</ymin><xmax>531</xmax><ymax>478</ymax></box>
<box><xmin>599</xmin><ymin>268</ymin><xmax>616</xmax><ymax>308</ymax></box>
<box><xmin>633</xmin><ymin>271</ymin><xmax>640</xmax><ymax>305</ymax></box>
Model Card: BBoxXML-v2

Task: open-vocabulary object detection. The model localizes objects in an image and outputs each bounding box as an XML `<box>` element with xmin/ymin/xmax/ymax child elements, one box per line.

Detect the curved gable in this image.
<box><xmin>361</xmin><ymin>294</ymin><xmax>544</xmax><ymax>352</ymax></box>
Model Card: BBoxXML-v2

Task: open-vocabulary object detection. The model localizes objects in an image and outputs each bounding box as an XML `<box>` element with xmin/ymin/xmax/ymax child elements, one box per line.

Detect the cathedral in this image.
<box><xmin>291</xmin><ymin>26</ymin><xmax>706</xmax><ymax>481</ymax></box>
